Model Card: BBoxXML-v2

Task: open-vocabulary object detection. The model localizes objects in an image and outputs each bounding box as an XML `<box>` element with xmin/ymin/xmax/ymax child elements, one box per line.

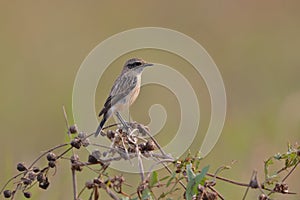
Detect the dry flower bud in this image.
<box><xmin>3</xmin><ymin>190</ymin><xmax>12</xmax><ymax>198</ymax></box>
<box><xmin>46</xmin><ymin>152</ymin><xmax>57</xmax><ymax>161</ymax></box>
<box><xmin>71</xmin><ymin>138</ymin><xmax>81</xmax><ymax>149</ymax></box>
<box><xmin>17</xmin><ymin>162</ymin><xmax>27</xmax><ymax>172</ymax></box>
<box><xmin>39</xmin><ymin>178</ymin><xmax>50</xmax><ymax>190</ymax></box>
<box><xmin>48</xmin><ymin>161</ymin><xmax>56</xmax><ymax>168</ymax></box>
<box><xmin>71</xmin><ymin>154</ymin><xmax>80</xmax><ymax>163</ymax></box>
<box><xmin>23</xmin><ymin>191</ymin><xmax>31</xmax><ymax>198</ymax></box>
<box><xmin>32</xmin><ymin>167</ymin><xmax>40</xmax><ymax>173</ymax></box>
<box><xmin>85</xmin><ymin>180</ymin><xmax>94</xmax><ymax>189</ymax></box>
<box><xmin>69</xmin><ymin>124</ymin><xmax>78</xmax><ymax>134</ymax></box>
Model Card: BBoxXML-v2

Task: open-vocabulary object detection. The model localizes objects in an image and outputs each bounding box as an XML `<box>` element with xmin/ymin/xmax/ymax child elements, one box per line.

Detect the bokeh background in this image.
<box><xmin>1</xmin><ymin>1</ymin><xmax>299</xmax><ymax>199</ymax></box>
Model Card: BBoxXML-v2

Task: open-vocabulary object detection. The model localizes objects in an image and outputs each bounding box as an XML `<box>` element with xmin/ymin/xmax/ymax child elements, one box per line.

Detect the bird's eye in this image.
<box><xmin>135</xmin><ymin>62</ymin><xmax>142</xmax><ymax>66</ymax></box>
<box><xmin>128</xmin><ymin>61</ymin><xmax>142</xmax><ymax>69</ymax></box>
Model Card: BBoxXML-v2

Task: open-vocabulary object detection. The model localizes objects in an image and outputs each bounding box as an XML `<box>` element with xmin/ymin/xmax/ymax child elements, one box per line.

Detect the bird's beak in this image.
<box><xmin>144</xmin><ymin>63</ymin><xmax>154</xmax><ymax>67</ymax></box>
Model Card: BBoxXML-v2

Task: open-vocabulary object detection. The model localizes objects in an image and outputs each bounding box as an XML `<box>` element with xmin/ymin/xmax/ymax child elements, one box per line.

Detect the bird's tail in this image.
<box><xmin>94</xmin><ymin>115</ymin><xmax>108</xmax><ymax>137</ymax></box>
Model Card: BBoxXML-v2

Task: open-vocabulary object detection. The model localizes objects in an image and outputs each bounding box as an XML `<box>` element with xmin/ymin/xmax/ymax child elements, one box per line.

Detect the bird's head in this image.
<box><xmin>123</xmin><ymin>58</ymin><xmax>153</xmax><ymax>73</ymax></box>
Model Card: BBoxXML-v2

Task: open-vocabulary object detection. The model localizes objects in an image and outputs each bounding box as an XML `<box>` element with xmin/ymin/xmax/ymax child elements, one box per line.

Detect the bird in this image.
<box><xmin>95</xmin><ymin>58</ymin><xmax>153</xmax><ymax>137</ymax></box>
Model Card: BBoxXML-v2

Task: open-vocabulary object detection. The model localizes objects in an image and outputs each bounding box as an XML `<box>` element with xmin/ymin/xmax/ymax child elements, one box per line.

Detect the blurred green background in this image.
<box><xmin>1</xmin><ymin>1</ymin><xmax>299</xmax><ymax>199</ymax></box>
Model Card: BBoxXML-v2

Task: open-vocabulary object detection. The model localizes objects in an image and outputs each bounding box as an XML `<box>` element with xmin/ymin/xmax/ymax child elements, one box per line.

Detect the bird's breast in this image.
<box><xmin>129</xmin><ymin>75</ymin><xmax>141</xmax><ymax>105</ymax></box>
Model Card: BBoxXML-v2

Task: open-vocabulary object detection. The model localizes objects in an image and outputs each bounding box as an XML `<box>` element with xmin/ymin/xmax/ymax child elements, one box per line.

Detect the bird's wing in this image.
<box><xmin>98</xmin><ymin>75</ymin><xmax>137</xmax><ymax>117</ymax></box>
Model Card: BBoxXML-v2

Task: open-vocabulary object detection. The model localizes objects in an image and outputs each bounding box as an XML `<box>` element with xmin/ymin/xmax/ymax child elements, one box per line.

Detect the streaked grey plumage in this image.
<box><xmin>95</xmin><ymin>58</ymin><xmax>153</xmax><ymax>136</ymax></box>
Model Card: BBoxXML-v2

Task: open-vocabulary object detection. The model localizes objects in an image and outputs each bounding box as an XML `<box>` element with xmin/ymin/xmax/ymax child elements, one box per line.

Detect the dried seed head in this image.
<box><xmin>85</xmin><ymin>180</ymin><xmax>94</xmax><ymax>189</ymax></box>
<box><xmin>70</xmin><ymin>154</ymin><xmax>82</xmax><ymax>171</ymax></box>
<box><xmin>93</xmin><ymin>178</ymin><xmax>103</xmax><ymax>187</ymax></box>
<box><xmin>88</xmin><ymin>155</ymin><xmax>98</xmax><ymax>164</ymax></box>
<box><xmin>71</xmin><ymin>138</ymin><xmax>81</xmax><ymax>149</ymax></box>
<box><xmin>39</xmin><ymin>178</ymin><xmax>50</xmax><ymax>190</ymax></box>
<box><xmin>138</xmin><ymin>143</ymin><xmax>147</xmax><ymax>153</ymax></box>
<box><xmin>274</xmin><ymin>183</ymin><xmax>288</xmax><ymax>193</ymax></box>
<box><xmin>3</xmin><ymin>190</ymin><xmax>12</xmax><ymax>198</ymax></box>
<box><xmin>72</xmin><ymin>163</ymin><xmax>83</xmax><ymax>172</ymax></box>
<box><xmin>27</xmin><ymin>172</ymin><xmax>36</xmax><ymax>181</ymax></box>
<box><xmin>258</xmin><ymin>194</ymin><xmax>269</xmax><ymax>200</ymax></box>
<box><xmin>23</xmin><ymin>191</ymin><xmax>31</xmax><ymax>198</ymax></box>
<box><xmin>17</xmin><ymin>162</ymin><xmax>27</xmax><ymax>172</ymax></box>
<box><xmin>281</xmin><ymin>183</ymin><xmax>289</xmax><ymax>193</ymax></box>
<box><xmin>32</xmin><ymin>167</ymin><xmax>40</xmax><ymax>173</ymax></box>
<box><xmin>78</xmin><ymin>132</ymin><xmax>86</xmax><ymax>138</ymax></box>
<box><xmin>69</xmin><ymin>124</ymin><xmax>78</xmax><ymax>134</ymax></box>
<box><xmin>249</xmin><ymin>178</ymin><xmax>259</xmax><ymax>189</ymax></box>
<box><xmin>37</xmin><ymin>172</ymin><xmax>44</xmax><ymax>182</ymax></box>
<box><xmin>205</xmin><ymin>191</ymin><xmax>218</xmax><ymax>200</ymax></box>
<box><xmin>46</xmin><ymin>152</ymin><xmax>57</xmax><ymax>161</ymax></box>
<box><xmin>106</xmin><ymin>130</ymin><xmax>115</xmax><ymax>139</ymax></box>
<box><xmin>48</xmin><ymin>161</ymin><xmax>56</xmax><ymax>168</ymax></box>
<box><xmin>71</xmin><ymin>154</ymin><xmax>80</xmax><ymax>163</ymax></box>
<box><xmin>297</xmin><ymin>149</ymin><xmax>300</xmax><ymax>157</ymax></box>
<box><xmin>82</xmin><ymin>138</ymin><xmax>90</xmax><ymax>147</ymax></box>
<box><xmin>145</xmin><ymin>140</ymin><xmax>155</xmax><ymax>151</ymax></box>
<box><xmin>22</xmin><ymin>177</ymin><xmax>32</xmax><ymax>185</ymax></box>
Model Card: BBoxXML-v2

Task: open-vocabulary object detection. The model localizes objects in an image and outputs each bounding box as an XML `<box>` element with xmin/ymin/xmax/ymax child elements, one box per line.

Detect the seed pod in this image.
<box><xmin>145</xmin><ymin>140</ymin><xmax>155</xmax><ymax>151</ymax></box>
<box><xmin>37</xmin><ymin>172</ymin><xmax>44</xmax><ymax>183</ymax></box>
<box><xmin>82</xmin><ymin>138</ymin><xmax>90</xmax><ymax>147</ymax></box>
<box><xmin>17</xmin><ymin>162</ymin><xmax>27</xmax><ymax>172</ymax></box>
<box><xmin>3</xmin><ymin>190</ymin><xmax>12</xmax><ymax>198</ymax></box>
<box><xmin>85</xmin><ymin>180</ymin><xmax>94</xmax><ymax>189</ymax></box>
<box><xmin>71</xmin><ymin>138</ymin><xmax>81</xmax><ymax>149</ymax></box>
<box><xmin>28</xmin><ymin>172</ymin><xmax>36</xmax><ymax>181</ymax></box>
<box><xmin>23</xmin><ymin>191</ymin><xmax>31</xmax><ymax>198</ymax></box>
<box><xmin>70</xmin><ymin>154</ymin><xmax>79</xmax><ymax>164</ymax></box>
<box><xmin>39</xmin><ymin>178</ymin><xmax>50</xmax><ymax>190</ymax></box>
<box><xmin>46</xmin><ymin>152</ymin><xmax>57</xmax><ymax>161</ymax></box>
<box><xmin>32</xmin><ymin>167</ymin><xmax>40</xmax><ymax>173</ymax></box>
<box><xmin>48</xmin><ymin>161</ymin><xmax>56</xmax><ymax>168</ymax></box>
<box><xmin>69</xmin><ymin>124</ymin><xmax>78</xmax><ymax>134</ymax></box>
<box><xmin>249</xmin><ymin>178</ymin><xmax>259</xmax><ymax>188</ymax></box>
<box><xmin>88</xmin><ymin>155</ymin><xmax>98</xmax><ymax>164</ymax></box>
<box><xmin>22</xmin><ymin>178</ymin><xmax>32</xmax><ymax>185</ymax></box>
<box><xmin>258</xmin><ymin>194</ymin><xmax>269</xmax><ymax>200</ymax></box>
<box><xmin>78</xmin><ymin>132</ymin><xmax>86</xmax><ymax>139</ymax></box>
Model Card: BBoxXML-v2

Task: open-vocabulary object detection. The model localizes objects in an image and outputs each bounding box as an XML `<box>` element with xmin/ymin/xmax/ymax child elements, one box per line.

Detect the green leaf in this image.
<box><xmin>142</xmin><ymin>188</ymin><xmax>153</xmax><ymax>200</ymax></box>
<box><xmin>166</xmin><ymin>172</ymin><xmax>176</xmax><ymax>187</ymax></box>
<box><xmin>186</xmin><ymin>164</ymin><xmax>195</xmax><ymax>200</ymax></box>
<box><xmin>185</xmin><ymin>165</ymin><xmax>209</xmax><ymax>200</ymax></box>
<box><xmin>159</xmin><ymin>175</ymin><xmax>170</xmax><ymax>182</ymax></box>
<box><xmin>186</xmin><ymin>164</ymin><xmax>195</xmax><ymax>181</ymax></box>
<box><xmin>195</xmin><ymin>165</ymin><xmax>209</xmax><ymax>186</ymax></box>
<box><xmin>186</xmin><ymin>179</ymin><xmax>195</xmax><ymax>199</ymax></box>
<box><xmin>159</xmin><ymin>192</ymin><xmax>166</xmax><ymax>198</ymax></box>
<box><xmin>264</xmin><ymin>157</ymin><xmax>273</xmax><ymax>179</ymax></box>
<box><xmin>149</xmin><ymin>171</ymin><xmax>159</xmax><ymax>187</ymax></box>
